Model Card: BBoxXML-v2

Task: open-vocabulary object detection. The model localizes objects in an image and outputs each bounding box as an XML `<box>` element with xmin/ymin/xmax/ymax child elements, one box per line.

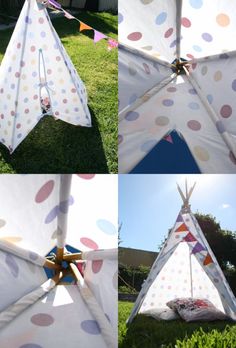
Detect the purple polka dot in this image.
<box><xmin>59</xmin><ymin>195</ymin><xmax>74</xmax><ymax>214</ymax></box>
<box><xmin>81</xmin><ymin>320</ymin><xmax>101</xmax><ymax>335</ymax></box>
<box><xmin>31</xmin><ymin>313</ymin><xmax>54</xmax><ymax>327</ymax></box>
<box><xmin>232</xmin><ymin>80</ymin><xmax>236</xmax><ymax>91</ymax></box>
<box><xmin>118</xmin><ymin>134</ymin><xmax>123</xmax><ymax>145</ymax></box>
<box><xmin>40</xmin><ymin>32</ymin><xmax>46</xmax><ymax>38</ymax></box>
<box><xmin>118</xmin><ymin>13</ymin><xmax>123</xmax><ymax>24</ymax></box>
<box><xmin>29</xmin><ymin>251</ymin><xmax>39</xmax><ymax>261</ymax></box>
<box><xmin>202</xmin><ymin>33</ymin><xmax>213</xmax><ymax>42</ymax></box>
<box><xmin>216</xmin><ymin>120</ymin><xmax>225</xmax><ymax>134</ymax></box>
<box><xmin>141</xmin><ymin>139</ymin><xmax>156</xmax><ymax>153</ymax></box>
<box><xmin>188</xmin><ymin>88</ymin><xmax>197</xmax><ymax>95</ymax></box>
<box><xmin>220</xmin><ymin>105</ymin><xmax>232</xmax><ymax>118</ymax></box>
<box><xmin>25</xmin><ymin>16</ymin><xmax>32</xmax><ymax>24</ymax></box>
<box><xmin>5</xmin><ymin>253</ymin><xmax>19</xmax><ymax>278</ymax></box>
<box><xmin>167</xmin><ymin>87</ymin><xmax>176</xmax><ymax>92</ymax></box>
<box><xmin>127</xmin><ymin>32</ymin><xmax>142</xmax><ymax>41</ymax></box>
<box><xmin>188</xmin><ymin>102</ymin><xmax>200</xmax><ymax>110</ymax></box>
<box><xmin>162</xmin><ymin>99</ymin><xmax>174</xmax><ymax>106</ymax></box>
<box><xmin>170</xmin><ymin>37</ymin><xmax>182</xmax><ymax>48</ymax></box>
<box><xmin>155</xmin><ymin>12</ymin><xmax>167</xmax><ymax>25</ymax></box>
<box><xmin>187</xmin><ymin>120</ymin><xmax>201</xmax><ymax>131</ymax></box>
<box><xmin>45</xmin><ymin>206</ymin><xmax>59</xmax><ymax>224</ymax></box>
<box><xmin>17</xmin><ymin>134</ymin><xmax>22</xmax><ymax>139</ymax></box>
<box><xmin>32</xmin><ymin>72</ymin><xmax>37</xmax><ymax>77</ymax></box>
<box><xmin>125</xmin><ymin>111</ymin><xmax>139</xmax><ymax>121</ymax></box>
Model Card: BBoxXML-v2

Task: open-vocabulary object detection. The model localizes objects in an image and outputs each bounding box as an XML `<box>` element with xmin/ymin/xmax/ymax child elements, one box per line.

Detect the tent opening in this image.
<box><xmin>130</xmin><ymin>130</ymin><xmax>201</xmax><ymax>174</ymax></box>
<box><xmin>171</xmin><ymin>58</ymin><xmax>188</xmax><ymax>75</ymax></box>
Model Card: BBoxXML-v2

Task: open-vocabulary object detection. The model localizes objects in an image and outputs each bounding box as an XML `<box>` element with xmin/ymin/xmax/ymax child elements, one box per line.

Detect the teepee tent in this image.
<box><xmin>119</xmin><ymin>0</ymin><xmax>236</xmax><ymax>173</ymax></box>
<box><xmin>0</xmin><ymin>0</ymin><xmax>91</xmax><ymax>153</ymax></box>
<box><xmin>127</xmin><ymin>181</ymin><xmax>236</xmax><ymax>324</ymax></box>
<box><xmin>0</xmin><ymin>174</ymin><xmax>117</xmax><ymax>348</ymax></box>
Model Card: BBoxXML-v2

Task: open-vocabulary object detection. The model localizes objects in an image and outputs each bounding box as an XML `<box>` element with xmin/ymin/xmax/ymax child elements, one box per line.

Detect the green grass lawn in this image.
<box><xmin>119</xmin><ymin>301</ymin><xmax>236</xmax><ymax>348</ymax></box>
<box><xmin>0</xmin><ymin>12</ymin><xmax>117</xmax><ymax>173</ymax></box>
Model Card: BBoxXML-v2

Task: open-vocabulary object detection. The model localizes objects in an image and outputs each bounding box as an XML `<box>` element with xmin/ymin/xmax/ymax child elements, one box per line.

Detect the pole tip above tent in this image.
<box><xmin>177</xmin><ymin>180</ymin><xmax>196</xmax><ymax>213</ymax></box>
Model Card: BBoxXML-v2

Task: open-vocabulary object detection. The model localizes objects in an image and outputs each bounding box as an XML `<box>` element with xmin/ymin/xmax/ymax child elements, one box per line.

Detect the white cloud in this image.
<box><xmin>222</xmin><ymin>203</ymin><xmax>230</xmax><ymax>209</ymax></box>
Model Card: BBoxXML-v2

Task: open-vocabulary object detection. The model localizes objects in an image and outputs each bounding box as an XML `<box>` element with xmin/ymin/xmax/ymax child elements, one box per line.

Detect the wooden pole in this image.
<box><xmin>69</xmin><ymin>262</ymin><xmax>83</xmax><ymax>284</ymax></box>
<box><xmin>56</xmin><ymin>247</ymin><xmax>64</xmax><ymax>264</ymax></box>
<box><xmin>63</xmin><ymin>253</ymin><xmax>82</xmax><ymax>261</ymax></box>
<box><xmin>44</xmin><ymin>259</ymin><xmax>62</xmax><ymax>271</ymax></box>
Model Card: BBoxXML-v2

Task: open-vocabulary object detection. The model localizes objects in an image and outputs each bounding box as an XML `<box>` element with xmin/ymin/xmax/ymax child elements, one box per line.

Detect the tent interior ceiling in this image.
<box><xmin>118</xmin><ymin>0</ymin><xmax>236</xmax><ymax>173</ymax></box>
<box><xmin>0</xmin><ymin>174</ymin><xmax>117</xmax><ymax>348</ymax></box>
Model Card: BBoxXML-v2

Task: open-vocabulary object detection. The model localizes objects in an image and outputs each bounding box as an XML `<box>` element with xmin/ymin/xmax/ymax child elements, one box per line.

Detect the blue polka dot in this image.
<box><xmin>188</xmin><ymin>102</ymin><xmax>200</xmax><ymax>110</ymax></box>
<box><xmin>141</xmin><ymin>140</ymin><xmax>156</xmax><ymax>153</ymax></box>
<box><xmin>155</xmin><ymin>12</ymin><xmax>167</xmax><ymax>25</ymax></box>
<box><xmin>118</xmin><ymin>13</ymin><xmax>123</xmax><ymax>24</ymax></box>
<box><xmin>188</xmin><ymin>88</ymin><xmax>197</xmax><ymax>95</ymax></box>
<box><xmin>81</xmin><ymin>320</ymin><xmax>101</xmax><ymax>335</ymax></box>
<box><xmin>232</xmin><ymin>80</ymin><xmax>236</xmax><ymax>92</ymax></box>
<box><xmin>216</xmin><ymin>121</ymin><xmax>225</xmax><ymax>134</ymax></box>
<box><xmin>207</xmin><ymin>94</ymin><xmax>213</xmax><ymax>104</ymax></box>
<box><xmin>163</xmin><ymin>99</ymin><xmax>174</xmax><ymax>107</ymax></box>
<box><xmin>193</xmin><ymin>45</ymin><xmax>202</xmax><ymax>52</ymax></box>
<box><xmin>189</xmin><ymin>0</ymin><xmax>203</xmax><ymax>9</ymax></box>
<box><xmin>96</xmin><ymin>219</ymin><xmax>116</xmax><ymax>235</ymax></box>
<box><xmin>24</xmin><ymin>98</ymin><xmax>29</xmax><ymax>103</ymax></box>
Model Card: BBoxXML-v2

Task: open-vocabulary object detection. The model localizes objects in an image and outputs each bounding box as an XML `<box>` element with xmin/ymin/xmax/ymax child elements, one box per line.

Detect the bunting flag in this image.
<box><xmin>94</xmin><ymin>30</ymin><xmax>108</xmax><ymax>43</ymax></box>
<box><xmin>63</xmin><ymin>10</ymin><xmax>75</xmax><ymax>20</ymax></box>
<box><xmin>175</xmin><ymin>223</ymin><xmax>188</xmax><ymax>233</ymax></box>
<box><xmin>48</xmin><ymin>0</ymin><xmax>61</xmax><ymax>9</ymax></box>
<box><xmin>183</xmin><ymin>232</ymin><xmax>197</xmax><ymax>243</ymax></box>
<box><xmin>176</xmin><ymin>213</ymin><xmax>183</xmax><ymax>223</ymax></box>
<box><xmin>203</xmin><ymin>253</ymin><xmax>213</xmax><ymax>266</ymax></box>
<box><xmin>164</xmin><ymin>134</ymin><xmax>173</xmax><ymax>144</ymax></box>
<box><xmin>192</xmin><ymin>242</ymin><xmax>205</xmax><ymax>254</ymax></box>
<box><xmin>80</xmin><ymin>22</ymin><xmax>93</xmax><ymax>32</ymax></box>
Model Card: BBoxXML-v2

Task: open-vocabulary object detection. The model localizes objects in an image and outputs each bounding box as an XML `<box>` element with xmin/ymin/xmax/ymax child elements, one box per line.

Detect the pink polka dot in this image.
<box><xmin>187</xmin><ymin>54</ymin><xmax>194</xmax><ymax>59</ymax></box>
<box><xmin>15</xmin><ymin>72</ymin><xmax>20</xmax><ymax>78</ymax></box>
<box><xmin>77</xmin><ymin>174</ymin><xmax>96</xmax><ymax>180</ymax></box>
<box><xmin>47</xmin><ymin>69</ymin><xmax>52</xmax><ymax>75</ymax></box>
<box><xmin>187</xmin><ymin>120</ymin><xmax>201</xmax><ymax>131</ymax></box>
<box><xmin>33</xmin><ymin>95</ymin><xmax>38</xmax><ymax>100</ymax></box>
<box><xmin>31</xmin><ymin>46</ymin><xmax>36</xmax><ymax>52</ymax></box>
<box><xmin>80</xmin><ymin>237</ymin><xmax>98</xmax><ymax>250</ymax></box>
<box><xmin>17</xmin><ymin>43</ymin><xmax>21</xmax><ymax>49</ymax></box>
<box><xmin>16</xmin><ymin>123</ymin><xmax>21</xmax><ymax>129</ymax></box>
<box><xmin>71</xmin><ymin>88</ymin><xmax>76</xmax><ymax>93</ymax></box>
<box><xmin>25</xmin><ymin>109</ymin><xmax>29</xmax><ymax>114</ymax></box>
<box><xmin>127</xmin><ymin>32</ymin><xmax>142</xmax><ymax>41</ymax></box>
<box><xmin>181</xmin><ymin>17</ymin><xmax>191</xmax><ymax>27</ymax></box>
<box><xmin>167</xmin><ymin>87</ymin><xmax>176</xmax><ymax>92</ymax></box>
<box><xmin>56</xmin><ymin>56</ymin><xmax>61</xmax><ymax>61</ymax></box>
<box><xmin>11</xmin><ymin>111</ymin><xmax>15</xmax><ymax>116</ymax></box>
<box><xmin>220</xmin><ymin>105</ymin><xmax>232</xmax><ymax>118</ymax></box>
<box><xmin>35</xmin><ymin>180</ymin><xmax>55</xmax><ymax>203</ymax></box>
<box><xmin>63</xmin><ymin>99</ymin><xmax>67</xmax><ymax>104</ymax></box>
<box><xmin>31</xmin><ymin>313</ymin><xmax>54</xmax><ymax>327</ymax></box>
<box><xmin>164</xmin><ymin>28</ymin><xmax>173</xmax><ymax>38</ymax></box>
<box><xmin>92</xmin><ymin>260</ymin><xmax>103</xmax><ymax>273</ymax></box>
<box><xmin>39</xmin><ymin>17</ymin><xmax>44</xmax><ymax>24</ymax></box>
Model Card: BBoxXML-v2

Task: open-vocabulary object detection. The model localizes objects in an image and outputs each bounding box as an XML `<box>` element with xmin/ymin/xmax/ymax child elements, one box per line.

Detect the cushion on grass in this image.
<box><xmin>141</xmin><ymin>307</ymin><xmax>180</xmax><ymax>321</ymax></box>
<box><xmin>167</xmin><ymin>298</ymin><xmax>228</xmax><ymax>322</ymax></box>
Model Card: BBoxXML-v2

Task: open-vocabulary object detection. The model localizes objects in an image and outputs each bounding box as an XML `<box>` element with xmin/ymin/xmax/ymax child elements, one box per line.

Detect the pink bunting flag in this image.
<box><xmin>63</xmin><ymin>10</ymin><xmax>75</xmax><ymax>20</ymax></box>
<box><xmin>164</xmin><ymin>134</ymin><xmax>173</xmax><ymax>144</ymax></box>
<box><xmin>184</xmin><ymin>232</ymin><xmax>197</xmax><ymax>243</ymax></box>
<box><xmin>94</xmin><ymin>30</ymin><xmax>107</xmax><ymax>43</ymax></box>
<box><xmin>108</xmin><ymin>38</ymin><xmax>118</xmax><ymax>51</ymax></box>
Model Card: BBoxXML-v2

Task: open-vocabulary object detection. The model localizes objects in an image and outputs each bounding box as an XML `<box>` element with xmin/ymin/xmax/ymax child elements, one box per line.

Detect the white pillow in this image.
<box><xmin>141</xmin><ymin>307</ymin><xmax>179</xmax><ymax>321</ymax></box>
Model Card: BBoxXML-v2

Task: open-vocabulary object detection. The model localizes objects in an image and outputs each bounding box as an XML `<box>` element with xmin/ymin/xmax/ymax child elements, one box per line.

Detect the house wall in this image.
<box><xmin>119</xmin><ymin>247</ymin><xmax>158</xmax><ymax>268</ymax></box>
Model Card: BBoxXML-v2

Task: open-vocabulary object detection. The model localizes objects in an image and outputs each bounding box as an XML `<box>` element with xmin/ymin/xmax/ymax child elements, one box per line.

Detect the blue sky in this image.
<box><xmin>119</xmin><ymin>174</ymin><xmax>236</xmax><ymax>252</ymax></box>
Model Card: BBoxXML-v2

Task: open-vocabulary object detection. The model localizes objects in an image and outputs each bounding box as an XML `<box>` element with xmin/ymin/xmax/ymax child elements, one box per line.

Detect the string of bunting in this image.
<box><xmin>46</xmin><ymin>0</ymin><xmax>118</xmax><ymax>50</ymax></box>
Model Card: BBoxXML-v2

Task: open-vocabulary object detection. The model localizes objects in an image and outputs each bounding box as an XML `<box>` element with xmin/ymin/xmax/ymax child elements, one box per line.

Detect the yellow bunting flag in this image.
<box><xmin>80</xmin><ymin>22</ymin><xmax>93</xmax><ymax>31</ymax></box>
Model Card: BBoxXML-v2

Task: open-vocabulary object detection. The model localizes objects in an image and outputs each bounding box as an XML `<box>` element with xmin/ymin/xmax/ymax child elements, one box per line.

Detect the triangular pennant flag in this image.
<box><xmin>192</xmin><ymin>242</ymin><xmax>205</xmax><ymax>254</ymax></box>
<box><xmin>94</xmin><ymin>30</ymin><xmax>107</xmax><ymax>43</ymax></box>
<box><xmin>48</xmin><ymin>0</ymin><xmax>62</xmax><ymax>9</ymax></box>
<box><xmin>63</xmin><ymin>10</ymin><xmax>75</xmax><ymax>20</ymax></box>
<box><xmin>184</xmin><ymin>232</ymin><xmax>197</xmax><ymax>242</ymax></box>
<box><xmin>164</xmin><ymin>134</ymin><xmax>173</xmax><ymax>144</ymax></box>
<box><xmin>80</xmin><ymin>22</ymin><xmax>93</xmax><ymax>31</ymax></box>
<box><xmin>176</xmin><ymin>214</ymin><xmax>183</xmax><ymax>223</ymax></box>
<box><xmin>203</xmin><ymin>253</ymin><xmax>213</xmax><ymax>266</ymax></box>
<box><xmin>175</xmin><ymin>223</ymin><xmax>188</xmax><ymax>233</ymax></box>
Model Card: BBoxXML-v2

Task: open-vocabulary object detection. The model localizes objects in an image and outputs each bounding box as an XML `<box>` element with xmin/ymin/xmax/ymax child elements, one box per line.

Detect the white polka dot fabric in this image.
<box><xmin>128</xmin><ymin>211</ymin><xmax>236</xmax><ymax>323</ymax></box>
<box><xmin>119</xmin><ymin>0</ymin><xmax>236</xmax><ymax>173</ymax></box>
<box><xmin>0</xmin><ymin>285</ymin><xmax>108</xmax><ymax>348</ymax></box>
<box><xmin>0</xmin><ymin>0</ymin><xmax>91</xmax><ymax>152</ymax></box>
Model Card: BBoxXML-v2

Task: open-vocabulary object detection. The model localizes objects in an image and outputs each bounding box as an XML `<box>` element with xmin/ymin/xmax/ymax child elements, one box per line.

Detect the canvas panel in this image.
<box><xmin>0</xmin><ymin>248</ymin><xmax>47</xmax><ymax>313</ymax></box>
<box><xmin>0</xmin><ymin>0</ymin><xmax>91</xmax><ymax>152</ymax></box>
<box><xmin>181</xmin><ymin>0</ymin><xmax>236</xmax><ymax>60</ymax></box>
<box><xmin>0</xmin><ymin>285</ymin><xmax>108</xmax><ymax>348</ymax></box>
<box><xmin>67</xmin><ymin>174</ymin><xmax>118</xmax><ymax>251</ymax></box>
<box><xmin>189</xmin><ymin>53</ymin><xmax>236</xmax><ymax>136</ymax></box>
<box><xmin>119</xmin><ymin>46</ymin><xmax>172</xmax><ymax>113</ymax></box>
<box><xmin>0</xmin><ymin>174</ymin><xmax>72</xmax><ymax>256</ymax></box>
<box><xmin>119</xmin><ymin>0</ymin><xmax>177</xmax><ymax>62</ymax></box>
<box><xmin>84</xmin><ymin>257</ymin><xmax>118</xmax><ymax>331</ymax></box>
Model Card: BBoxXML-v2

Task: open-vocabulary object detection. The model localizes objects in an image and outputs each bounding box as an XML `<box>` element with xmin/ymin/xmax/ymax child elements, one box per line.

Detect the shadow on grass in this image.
<box><xmin>120</xmin><ymin>315</ymin><xmax>235</xmax><ymax>348</ymax></box>
<box><xmin>0</xmin><ymin>109</ymin><xmax>108</xmax><ymax>173</ymax></box>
